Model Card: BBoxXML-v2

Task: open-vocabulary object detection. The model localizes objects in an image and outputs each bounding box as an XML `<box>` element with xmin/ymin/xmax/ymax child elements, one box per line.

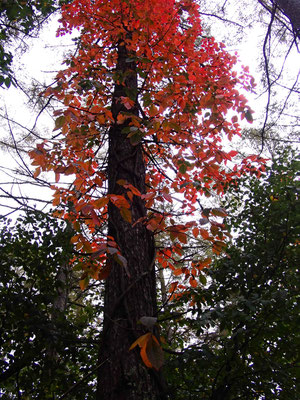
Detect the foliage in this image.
<box><xmin>29</xmin><ymin>0</ymin><xmax>264</xmax><ymax>293</ymax></box>
<box><xmin>0</xmin><ymin>211</ymin><xmax>99</xmax><ymax>399</ymax></box>
<box><xmin>164</xmin><ymin>148</ymin><xmax>300</xmax><ymax>399</ymax></box>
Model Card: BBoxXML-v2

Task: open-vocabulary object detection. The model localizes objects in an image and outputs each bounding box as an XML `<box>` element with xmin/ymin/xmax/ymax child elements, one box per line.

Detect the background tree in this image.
<box><xmin>198</xmin><ymin>0</ymin><xmax>300</xmax><ymax>151</ymax></box>
<box><xmin>164</xmin><ymin>147</ymin><xmax>300</xmax><ymax>399</ymax></box>
<box><xmin>0</xmin><ymin>211</ymin><xmax>100</xmax><ymax>399</ymax></box>
<box><xmin>264</xmin><ymin>0</ymin><xmax>300</xmax><ymax>38</ymax></box>
<box><xmin>0</xmin><ymin>0</ymin><xmax>68</xmax><ymax>87</ymax></box>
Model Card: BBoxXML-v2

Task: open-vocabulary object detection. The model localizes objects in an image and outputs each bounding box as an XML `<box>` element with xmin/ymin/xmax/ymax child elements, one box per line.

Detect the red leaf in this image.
<box><xmin>98</xmin><ymin>263</ymin><xmax>112</xmax><ymax>280</ymax></box>
<box><xmin>200</xmin><ymin>229</ymin><xmax>209</xmax><ymax>240</ymax></box>
<box><xmin>162</xmin><ymin>192</ymin><xmax>172</xmax><ymax>202</ymax></box>
<box><xmin>192</xmin><ymin>227</ymin><xmax>199</xmax><ymax>238</ymax></box>
<box><xmin>120</xmin><ymin>96</ymin><xmax>135</xmax><ymax>110</ymax></box>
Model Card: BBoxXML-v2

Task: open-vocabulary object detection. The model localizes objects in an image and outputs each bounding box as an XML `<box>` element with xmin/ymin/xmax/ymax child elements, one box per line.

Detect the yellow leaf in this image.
<box><xmin>94</xmin><ymin>197</ymin><xmax>109</xmax><ymax>209</ymax></box>
<box><xmin>79</xmin><ymin>276</ymin><xmax>89</xmax><ymax>290</ymax></box>
<box><xmin>129</xmin><ymin>332</ymin><xmax>151</xmax><ymax>351</ymax></box>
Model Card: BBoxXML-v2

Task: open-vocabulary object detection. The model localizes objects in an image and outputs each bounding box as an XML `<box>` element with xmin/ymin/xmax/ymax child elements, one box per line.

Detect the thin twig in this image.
<box><xmin>58</xmin><ymin>359</ymin><xmax>109</xmax><ymax>400</ymax></box>
<box><xmin>260</xmin><ymin>4</ymin><xmax>277</xmax><ymax>153</ymax></box>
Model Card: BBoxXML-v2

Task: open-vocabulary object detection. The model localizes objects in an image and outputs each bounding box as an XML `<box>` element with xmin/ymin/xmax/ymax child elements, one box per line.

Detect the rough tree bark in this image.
<box><xmin>96</xmin><ymin>42</ymin><xmax>165</xmax><ymax>400</ymax></box>
<box><xmin>274</xmin><ymin>0</ymin><xmax>300</xmax><ymax>37</ymax></box>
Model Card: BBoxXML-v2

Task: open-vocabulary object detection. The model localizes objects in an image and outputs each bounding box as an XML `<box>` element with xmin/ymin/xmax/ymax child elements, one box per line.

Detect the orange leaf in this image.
<box><xmin>79</xmin><ymin>276</ymin><xmax>89</xmax><ymax>290</ymax></box>
<box><xmin>148</xmin><ymin>104</ymin><xmax>158</xmax><ymax>117</ymax></box>
<box><xmin>212</xmin><ymin>240</ymin><xmax>226</xmax><ymax>255</ymax></box>
<box><xmin>127</xmin><ymin>191</ymin><xmax>133</xmax><ymax>202</ymax></box>
<box><xmin>168</xmin><ymin>281</ymin><xmax>178</xmax><ymax>293</ymax></box>
<box><xmin>130</xmin><ymin>333</ymin><xmax>164</xmax><ymax>371</ymax></box>
<box><xmin>117</xmin><ymin>113</ymin><xmax>129</xmax><ymax>124</ymax></box>
<box><xmin>197</xmin><ymin>257</ymin><xmax>212</xmax><ymax>270</ymax></box>
<box><xmin>127</xmin><ymin>184</ymin><xmax>141</xmax><ymax>197</ymax></box>
<box><xmin>33</xmin><ymin>167</ymin><xmax>41</xmax><ymax>179</ymax></box>
<box><xmin>173</xmin><ymin>268</ymin><xmax>183</xmax><ymax>276</ymax></box>
<box><xmin>189</xmin><ymin>277</ymin><xmax>198</xmax><ymax>288</ymax></box>
<box><xmin>211</xmin><ymin>207</ymin><xmax>227</xmax><ymax>218</ymax></box>
<box><xmin>110</xmin><ymin>195</ymin><xmax>131</xmax><ymax>209</ymax></box>
<box><xmin>70</xmin><ymin>234</ymin><xmax>80</xmax><ymax>244</ymax></box>
<box><xmin>177</xmin><ymin>232</ymin><xmax>187</xmax><ymax>244</ymax></box>
<box><xmin>140</xmin><ymin>341</ymin><xmax>154</xmax><ymax>368</ymax></box>
<box><xmin>120</xmin><ymin>96</ymin><xmax>135</xmax><ymax>110</ymax></box>
<box><xmin>145</xmin><ymin>334</ymin><xmax>164</xmax><ymax>371</ymax></box>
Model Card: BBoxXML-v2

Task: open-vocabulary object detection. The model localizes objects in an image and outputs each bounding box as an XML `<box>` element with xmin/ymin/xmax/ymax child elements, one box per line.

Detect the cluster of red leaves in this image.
<box><xmin>29</xmin><ymin>0</ymin><xmax>265</xmax><ymax>290</ymax></box>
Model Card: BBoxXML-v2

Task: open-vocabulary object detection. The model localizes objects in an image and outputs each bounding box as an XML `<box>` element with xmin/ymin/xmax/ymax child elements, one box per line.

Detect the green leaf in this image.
<box><xmin>199</xmin><ymin>273</ymin><xmax>207</xmax><ymax>286</ymax></box>
<box><xmin>179</xmin><ymin>164</ymin><xmax>187</xmax><ymax>174</ymax></box>
<box><xmin>245</xmin><ymin>109</ymin><xmax>253</xmax><ymax>123</ymax></box>
<box><xmin>4</xmin><ymin>77</ymin><xmax>11</xmax><ymax>88</ymax></box>
<box><xmin>128</xmin><ymin>131</ymin><xmax>143</xmax><ymax>145</ymax></box>
<box><xmin>142</xmin><ymin>92</ymin><xmax>152</xmax><ymax>107</ymax></box>
<box><xmin>53</xmin><ymin>115</ymin><xmax>65</xmax><ymax>131</ymax></box>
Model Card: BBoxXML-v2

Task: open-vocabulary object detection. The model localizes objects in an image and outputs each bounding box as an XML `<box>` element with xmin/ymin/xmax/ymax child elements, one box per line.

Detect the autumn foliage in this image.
<box><xmin>29</xmin><ymin>0</ymin><xmax>264</xmax><ymax>371</ymax></box>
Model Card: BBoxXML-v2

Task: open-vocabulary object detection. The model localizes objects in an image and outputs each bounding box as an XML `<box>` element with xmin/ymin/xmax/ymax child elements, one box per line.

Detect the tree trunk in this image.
<box><xmin>274</xmin><ymin>0</ymin><xmax>300</xmax><ymax>38</ymax></box>
<box><xmin>96</xmin><ymin>42</ymin><xmax>166</xmax><ymax>400</ymax></box>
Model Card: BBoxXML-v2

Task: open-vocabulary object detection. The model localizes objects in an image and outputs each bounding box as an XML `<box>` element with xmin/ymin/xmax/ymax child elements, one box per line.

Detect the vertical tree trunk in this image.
<box><xmin>96</xmin><ymin>42</ymin><xmax>165</xmax><ymax>400</ymax></box>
